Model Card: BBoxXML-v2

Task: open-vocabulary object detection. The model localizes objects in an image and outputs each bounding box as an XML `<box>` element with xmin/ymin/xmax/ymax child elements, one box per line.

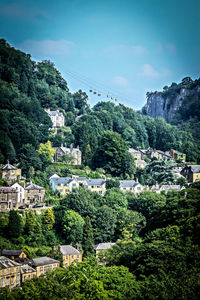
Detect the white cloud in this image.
<box><xmin>112</xmin><ymin>76</ymin><xmax>130</xmax><ymax>87</ymax></box>
<box><xmin>131</xmin><ymin>46</ymin><xmax>148</xmax><ymax>56</ymax></box>
<box><xmin>19</xmin><ymin>39</ymin><xmax>76</xmax><ymax>57</ymax></box>
<box><xmin>138</xmin><ymin>64</ymin><xmax>172</xmax><ymax>79</ymax></box>
<box><xmin>166</xmin><ymin>43</ymin><xmax>176</xmax><ymax>54</ymax></box>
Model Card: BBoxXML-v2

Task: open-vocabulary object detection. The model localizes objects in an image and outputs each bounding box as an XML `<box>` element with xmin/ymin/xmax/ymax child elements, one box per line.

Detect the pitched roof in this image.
<box><xmin>51</xmin><ymin>177</ymin><xmax>74</xmax><ymax>185</ymax></box>
<box><xmin>54</xmin><ymin>147</ymin><xmax>81</xmax><ymax>153</ymax></box>
<box><xmin>2</xmin><ymin>250</ymin><xmax>25</xmax><ymax>256</ymax></box>
<box><xmin>47</xmin><ymin>110</ymin><xmax>63</xmax><ymax>117</ymax></box>
<box><xmin>1</xmin><ymin>162</ymin><xmax>17</xmax><ymax>170</ymax></box>
<box><xmin>160</xmin><ymin>185</ymin><xmax>182</xmax><ymax>190</ymax></box>
<box><xmin>189</xmin><ymin>165</ymin><xmax>200</xmax><ymax>173</ymax></box>
<box><xmin>85</xmin><ymin>179</ymin><xmax>105</xmax><ymax>186</ymax></box>
<box><xmin>128</xmin><ymin>148</ymin><xmax>140</xmax><ymax>154</ymax></box>
<box><xmin>25</xmin><ymin>183</ymin><xmax>44</xmax><ymax>190</ymax></box>
<box><xmin>120</xmin><ymin>180</ymin><xmax>137</xmax><ymax>188</ymax></box>
<box><xmin>31</xmin><ymin>257</ymin><xmax>59</xmax><ymax>267</ymax></box>
<box><xmin>0</xmin><ymin>256</ymin><xmax>20</xmax><ymax>270</ymax></box>
<box><xmin>59</xmin><ymin>245</ymin><xmax>81</xmax><ymax>255</ymax></box>
<box><xmin>95</xmin><ymin>243</ymin><xmax>115</xmax><ymax>251</ymax></box>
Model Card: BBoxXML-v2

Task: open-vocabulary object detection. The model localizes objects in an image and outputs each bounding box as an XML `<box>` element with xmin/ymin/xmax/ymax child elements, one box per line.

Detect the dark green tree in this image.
<box><xmin>82</xmin><ymin>216</ymin><xmax>95</xmax><ymax>257</ymax></box>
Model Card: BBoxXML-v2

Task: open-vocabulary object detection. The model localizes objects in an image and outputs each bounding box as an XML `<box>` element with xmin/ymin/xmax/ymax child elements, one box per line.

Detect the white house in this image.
<box><xmin>11</xmin><ymin>183</ymin><xmax>25</xmax><ymax>205</ymax></box>
<box><xmin>119</xmin><ymin>180</ymin><xmax>144</xmax><ymax>194</ymax></box>
<box><xmin>45</xmin><ymin>109</ymin><xmax>65</xmax><ymax>128</ymax></box>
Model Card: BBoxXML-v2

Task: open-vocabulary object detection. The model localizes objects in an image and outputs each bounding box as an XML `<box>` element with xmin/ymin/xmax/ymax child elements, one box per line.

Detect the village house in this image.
<box><xmin>0</xmin><ymin>256</ymin><xmax>21</xmax><ymax>289</ymax></box>
<box><xmin>24</xmin><ymin>183</ymin><xmax>45</xmax><ymax>204</ymax></box>
<box><xmin>45</xmin><ymin>109</ymin><xmax>65</xmax><ymax>128</ymax></box>
<box><xmin>83</xmin><ymin>179</ymin><xmax>106</xmax><ymax>195</ymax></box>
<box><xmin>2</xmin><ymin>250</ymin><xmax>27</xmax><ymax>261</ymax></box>
<box><xmin>21</xmin><ymin>264</ymin><xmax>36</xmax><ymax>283</ymax></box>
<box><xmin>30</xmin><ymin>257</ymin><xmax>60</xmax><ymax>277</ymax></box>
<box><xmin>170</xmin><ymin>149</ymin><xmax>186</xmax><ymax>162</ymax></box>
<box><xmin>53</xmin><ymin>145</ymin><xmax>82</xmax><ymax>165</ymax></box>
<box><xmin>1</xmin><ymin>161</ymin><xmax>21</xmax><ymax>183</ymax></box>
<box><xmin>181</xmin><ymin>165</ymin><xmax>200</xmax><ymax>183</ymax></box>
<box><xmin>0</xmin><ymin>187</ymin><xmax>18</xmax><ymax>210</ymax></box>
<box><xmin>128</xmin><ymin>148</ymin><xmax>142</xmax><ymax>160</ymax></box>
<box><xmin>49</xmin><ymin>177</ymin><xmax>79</xmax><ymax>195</ymax></box>
<box><xmin>119</xmin><ymin>180</ymin><xmax>144</xmax><ymax>195</ymax></box>
<box><xmin>95</xmin><ymin>243</ymin><xmax>115</xmax><ymax>256</ymax></box>
<box><xmin>58</xmin><ymin>245</ymin><xmax>82</xmax><ymax>267</ymax></box>
<box><xmin>10</xmin><ymin>183</ymin><xmax>25</xmax><ymax>205</ymax></box>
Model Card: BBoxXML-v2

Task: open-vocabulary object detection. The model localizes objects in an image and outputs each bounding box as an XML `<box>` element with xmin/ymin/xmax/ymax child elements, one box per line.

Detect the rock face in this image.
<box><xmin>145</xmin><ymin>88</ymin><xmax>189</xmax><ymax>122</ymax></box>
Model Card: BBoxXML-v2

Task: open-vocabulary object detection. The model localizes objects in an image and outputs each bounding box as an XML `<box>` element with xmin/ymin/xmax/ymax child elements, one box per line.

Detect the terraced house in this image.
<box><xmin>0</xmin><ymin>187</ymin><xmax>18</xmax><ymax>210</ymax></box>
<box><xmin>0</xmin><ymin>256</ymin><xmax>21</xmax><ymax>289</ymax></box>
<box><xmin>30</xmin><ymin>257</ymin><xmax>60</xmax><ymax>277</ymax></box>
<box><xmin>24</xmin><ymin>183</ymin><xmax>45</xmax><ymax>204</ymax></box>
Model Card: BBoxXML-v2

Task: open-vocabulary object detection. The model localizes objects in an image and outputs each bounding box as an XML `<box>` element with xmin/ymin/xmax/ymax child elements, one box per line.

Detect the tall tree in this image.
<box><xmin>7</xmin><ymin>210</ymin><xmax>23</xmax><ymax>238</ymax></box>
<box><xmin>82</xmin><ymin>216</ymin><xmax>95</xmax><ymax>257</ymax></box>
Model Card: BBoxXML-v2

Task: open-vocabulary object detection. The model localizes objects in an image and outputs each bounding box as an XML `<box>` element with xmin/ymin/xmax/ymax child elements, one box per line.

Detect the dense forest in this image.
<box><xmin>0</xmin><ymin>38</ymin><xmax>199</xmax><ymax>178</ymax></box>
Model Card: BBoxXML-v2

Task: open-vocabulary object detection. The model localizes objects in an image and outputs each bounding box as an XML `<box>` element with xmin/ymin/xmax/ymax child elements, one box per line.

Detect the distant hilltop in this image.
<box><xmin>142</xmin><ymin>77</ymin><xmax>200</xmax><ymax>122</ymax></box>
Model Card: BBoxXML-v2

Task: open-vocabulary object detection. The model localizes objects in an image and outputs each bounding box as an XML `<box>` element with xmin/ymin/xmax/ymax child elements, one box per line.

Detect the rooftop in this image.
<box><xmin>0</xmin><ymin>256</ymin><xmax>20</xmax><ymax>269</ymax></box>
<box><xmin>0</xmin><ymin>187</ymin><xmax>17</xmax><ymax>193</ymax></box>
<box><xmin>59</xmin><ymin>245</ymin><xmax>81</xmax><ymax>255</ymax></box>
<box><xmin>85</xmin><ymin>179</ymin><xmax>105</xmax><ymax>186</ymax></box>
<box><xmin>25</xmin><ymin>183</ymin><xmax>44</xmax><ymax>190</ymax></box>
<box><xmin>120</xmin><ymin>180</ymin><xmax>138</xmax><ymax>188</ymax></box>
<box><xmin>95</xmin><ymin>243</ymin><xmax>115</xmax><ymax>251</ymax></box>
<box><xmin>2</xmin><ymin>250</ymin><xmax>25</xmax><ymax>256</ymax></box>
<box><xmin>31</xmin><ymin>256</ymin><xmax>59</xmax><ymax>267</ymax></box>
<box><xmin>189</xmin><ymin>165</ymin><xmax>200</xmax><ymax>173</ymax></box>
<box><xmin>51</xmin><ymin>177</ymin><xmax>74</xmax><ymax>185</ymax></box>
<box><xmin>21</xmin><ymin>264</ymin><xmax>36</xmax><ymax>274</ymax></box>
<box><xmin>1</xmin><ymin>162</ymin><xmax>17</xmax><ymax>171</ymax></box>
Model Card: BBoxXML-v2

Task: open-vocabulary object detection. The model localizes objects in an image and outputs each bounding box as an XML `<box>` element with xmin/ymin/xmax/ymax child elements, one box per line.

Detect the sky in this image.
<box><xmin>0</xmin><ymin>0</ymin><xmax>200</xmax><ymax>109</ymax></box>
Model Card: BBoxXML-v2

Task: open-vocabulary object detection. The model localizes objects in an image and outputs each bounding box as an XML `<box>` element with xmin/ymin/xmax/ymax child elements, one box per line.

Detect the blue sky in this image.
<box><xmin>0</xmin><ymin>0</ymin><xmax>200</xmax><ymax>109</ymax></box>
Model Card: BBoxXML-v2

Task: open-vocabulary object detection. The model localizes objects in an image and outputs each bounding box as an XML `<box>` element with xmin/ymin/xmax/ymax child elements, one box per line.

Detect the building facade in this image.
<box><xmin>0</xmin><ymin>187</ymin><xmax>18</xmax><ymax>210</ymax></box>
<box><xmin>0</xmin><ymin>256</ymin><xmax>21</xmax><ymax>289</ymax></box>
<box><xmin>83</xmin><ymin>179</ymin><xmax>106</xmax><ymax>195</ymax></box>
<box><xmin>45</xmin><ymin>109</ymin><xmax>65</xmax><ymax>128</ymax></box>
<box><xmin>1</xmin><ymin>162</ymin><xmax>21</xmax><ymax>183</ymax></box>
<box><xmin>31</xmin><ymin>257</ymin><xmax>60</xmax><ymax>277</ymax></box>
<box><xmin>49</xmin><ymin>177</ymin><xmax>79</xmax><ymax>195</ymax></box>
<box><xmin>181</xmin><ymin>165</ymin><xmax>200</xmax><ymax>183</ymax></box>
<box><xmin>119</xmin><ymin>180</ymin><xmax>144</xmax><ymax>194</ymax></box>
<box><xmin>170</xmin><ymin>149</ymin><xmax>186</xmax><ymax>162</ymax></box>
<box><xmin>10</xmin><ymin>183</ymin><xmax>25</xmax><ymax>205</ymax></box>
<box><xmin>25</xmin><ymin>183</ymin><xmax>45</xmax><ymax>204</ymax></box>
<box><xmin>53</xmin><ymin>145</ymin><xmax>82</xmax><ymax>165</ymax></box>
<box><xmin>59</xmin><ymin>245</ymin><xmax>82</xmax><ymax>267</ymax></box>
<box><xmin>21</xmin><ymin>264</ymin><xmax>36</xmax><ymax>283</ymax></box>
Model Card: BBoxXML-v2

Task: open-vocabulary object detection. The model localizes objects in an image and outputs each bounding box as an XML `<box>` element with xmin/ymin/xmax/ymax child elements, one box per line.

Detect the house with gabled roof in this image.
<box><xmin>49</xmin><ymin>177</ymin><xmax>79</xmax><ymax>195</ymax></box>
<box><xmin>0</xmin><ymin>256</ymin><xmax>21</xmax><ymax>289</ymax></box>
<box><xmin>83</xmin><ymin>179</ymin><xmax>106</xmax><ymax>195</ymax></box>
<box><xmin>0</xmin><ymin>187</ymin><xmax>19</xmax><ymax>210</ymax></box>
<box><xmin>58</xmin><ymin>245</ymin><xmax>82</xmax><ymax>267</ymax></box>
<box><xmin>45</xmin><ymin>109</ymin><xmax>65</xmax><ymax>128</ymax></box>
<box><xmin>21</xmin><ymin>264</ymin><xmax>36</xmax><ymax>282</ymax></box>
<box><xmin>24</xmin><ymin>182</ymin><xmax>45</xmax><ymax>204</ymax></box>
<box><xmin>181</xmin><ymin>165</ymin><xmax>200</xmax><ymax>183</ymax></box>
<box><xmin>53</xmin><ymin>144</ymin><xmax>82</xmax><ymax>165</ymax></box>
<box><xmin>95</xmin><ymin>243</ymin><xmax>115</xmax><ymax>254</ymax></box>
<box><xmin>119</xmin><ymin>180</ymin><xmax>144</xmax><ymax>194</ymax></box>
<box><xmin>2</xmin><ymin>250</ymin><xmax>27</xmax><ymax>261</ymax></box>
<box><xmin>1</xmin><ymin>161</ymin><xmax>21</xmax><ymax>183</ymax></box>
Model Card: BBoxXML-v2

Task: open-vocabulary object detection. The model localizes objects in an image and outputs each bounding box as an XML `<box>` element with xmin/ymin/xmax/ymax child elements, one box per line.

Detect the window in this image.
<box><xmin>1</xmin><ymin>277</ymin><xmax>5</xmax><ymax>287</ymax></box>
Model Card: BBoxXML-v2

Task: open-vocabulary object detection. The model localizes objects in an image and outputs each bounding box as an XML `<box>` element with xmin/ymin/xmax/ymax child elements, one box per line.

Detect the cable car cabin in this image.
<box><xmin>98</xmin><ymin>93</ymin><xmax>101</xmax><ymax>96</ymax></box>
<box><xmin>111</xmin><ymin>96</ymin><xmax>114</xmax><ymax>100</ymax></box>
<box><xmin>89</xmin><ymin>89</ymin><xmax>93</xmax><ymax>92</ymax></box>
<box><xmin>93</xmin><ymin>91</ymin><xmax>97</xmax><ymax>94</ymax></box>
<box><xmin>107</xmin><ymin>94</ymin><xmax>110</xmax><ymax>98</ymax></box>
<box><xmin>115</xmin><ymin>98</ymin><xmax>118</xmax><ymax>102</ymax></box>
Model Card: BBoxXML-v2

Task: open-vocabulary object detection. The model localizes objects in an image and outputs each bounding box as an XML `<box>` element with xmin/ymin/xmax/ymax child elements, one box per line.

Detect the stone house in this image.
<box><xmin>119</xmin><ymin>180</ymin><xmax>144</xmax><ymax>195</ymax></box>
<box><xmin>1</xmin><ymin>162</ymin><xmax>21</xmax><ymax>183</ymax></box>
<box><xmin>49</xmin><ymin>177</ymin><xmax>79</xmax><ymax>195</ymax></box>
<box><xmin>24</xmin><ymin>183</ymin><xmax>45</xmax><ymax>204</ymax></box>
<box><xmin>0</xmin><ymin>187</ymin><xmax>18</xmax><ymax>210</ymax></box>
<box><xmin>21</xmin><ymin>264</ymin><xmax>36</xmax><ymax>283</ymax></box>
<box><xmin>45</xmin><ymin>109</ymin><xmax>65</xmax><ymax>128</ymax></box>
<box><xmin>58</xmin><ymin>245</ymin><xmax>82</xmax><ymax>267</ymax></box>
<box><xmin>0</xmin><ymin>256</ymin><xmax>21</xmax><ymax>289</ymax></box>
<box><xmin>149</xmin><ymin>184</ymin><xmax>184</xmax><ymax>193</ymax></box>
<box><xmin>95</xmin><ymin>243</ymin><xmax>115</xmax><ymax>255</ymax></box>
<box><xmin>53</xmin><ymin>145</ymin><xmax>82</xmax><ymax>165</ymax></box>
<box><xmin>2</xmin><ymin>250</ymin><xmax>27</xmax><ymax>261</ymax></box>
<box><xmin>30</xmin><ymin>257</ymin><xmax>60</xmax><ymax>277</ymax></box>
<box><xmin>10</xmin><ymin>183</ymin><xmax>25</xmax><ymax>205</ymax></box>
<box><xmin>83</xmin><ymin>179</ymin><xmax>106</xmax><ymax>195</ymax></box>
<box><xmin>181</xmin><ymin>165</ymin><xmax>200</xmax><ymax>183</ymax></box>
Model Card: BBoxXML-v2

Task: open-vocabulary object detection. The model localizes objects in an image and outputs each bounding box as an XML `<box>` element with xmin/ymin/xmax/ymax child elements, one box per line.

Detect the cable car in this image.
<box><xmin>93</xmin><ymin>91</ymin><xmax>97</xmax><ymax>94</ymax></box>
<box><xmin>111</xmin><ymin>96</ymin><xmax>114</xmax><ymax>100</ymax></box>
<box><xmin>115</xmin><ymin>98</ymin><xmax>118</xmax><ymax>102</ymax></box>
<box><xmin>89</xmin><ymin>89</ymin><xmax>93</xmax><ymax>92</ymax></box>
<box><xmin>107</xmin><ymin>93</ymin><xmax>110</xmax><ymax>98</ymax></box>
<box><xmin>98</xmin><ymin>93</ymin><xmax>101</xmax><ymax>96</ymax></box>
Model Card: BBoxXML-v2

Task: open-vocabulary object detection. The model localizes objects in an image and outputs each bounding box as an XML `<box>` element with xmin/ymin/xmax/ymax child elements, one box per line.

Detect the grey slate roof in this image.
<box><xmin>119</xmin><ymin>180</ymin><xmax>137</xmax><ymax>188</ymax></box>
<box><xmin>2</xmin><ymin>250</ymin><xmax>25</xmax><ymax>256</ymax></box>
<box><xmin>85</xmin><ymin>179</ymin><xmax>105</xmax><ymax>186</ymax></box>
<box><xmin>31</xmin><ymin>257</ymin><xmax>59</xmax><ymax>267</ymax></box>
<box><xmin>128</xmin><ymin>148</ymin><xmax>140</xmax><ymax>154</ymax></box>
<box><xmin>54</xmin><ymin>147</ymin><xmax>81</xmax><ymax>153</ymax></box>
<box><xmin>51</xmin><ymin>177</ymin><xmax>74</xmax><ymax>185</ymax></box>
<box><xmin>1</xmin><ymin>162</ymin><xmax>17</xmax><ymax>170</ymax></box>
<box><xmin>189</xmin><ymin>165</ymin><xmax>200</xmax><ymax>173</ymax></box>
<box><xmin>95</xmin><ymin>243</ymin><xmax>115</xmax><ymax>251</ymax></box>
<box><xmin>0</xmin><ymin>256</ymin><xmax>20</xmax><ymax>270</ymax></box>
<box><xmin>0</xmin><ymin>187</ymin><xmax>17</xmax><ymax>193</ymax></box>
<box><xmin>59</xmin><ymin>245</ymin><xmax>81</xmax><ymax>255</ymax></box>
<box><xmin>47</xmin><ymin>110</ymin><xmax>63</xmax><ymax>117</ymax></box>
<box><xmin>25</xmin><ymin>183</ymin><xmax>44</xmax><ymax>190</ymax></box>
